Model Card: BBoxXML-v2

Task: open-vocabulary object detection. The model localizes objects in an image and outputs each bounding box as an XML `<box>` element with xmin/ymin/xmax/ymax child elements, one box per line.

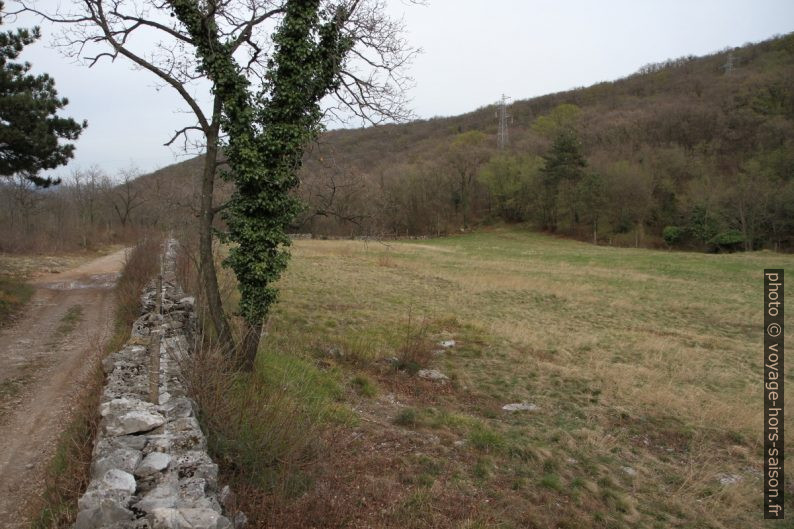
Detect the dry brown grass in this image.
<box><xmin>181</xmin><ymin>228</ymin><xmax>794</xmax><ymax>528</ymax></box>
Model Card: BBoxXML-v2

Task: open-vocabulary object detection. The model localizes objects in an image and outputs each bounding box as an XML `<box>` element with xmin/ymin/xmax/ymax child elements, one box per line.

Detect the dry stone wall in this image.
<box><xmin>75</xmin><ymin>240</ymin><xmax>240</xmax><ymax>529</ymax></box>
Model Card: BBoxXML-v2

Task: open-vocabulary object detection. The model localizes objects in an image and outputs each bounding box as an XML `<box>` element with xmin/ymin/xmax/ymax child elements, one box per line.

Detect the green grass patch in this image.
<box><xmin>52</xmin><ymin>305</ymin><xmax>84</xmax><ymax>340</ymax></box>
<box><xmin>350</xmin><ymin>374</ymin><xmax>378</xmax><ymax>397</ymax></box>
<box><xmin>193</xmin><ymin>349</ymin><xmax>351</xmax><ymax>493</ymax></box>
<box><xmin>0</xmin><ymin>276</ymin><xmax>33</xmax><ymax>326</ymax></box>
<box><xmin>468</xmin><ymin>425</ymin><xmax>506</xmax><ymax>453</ymax></box>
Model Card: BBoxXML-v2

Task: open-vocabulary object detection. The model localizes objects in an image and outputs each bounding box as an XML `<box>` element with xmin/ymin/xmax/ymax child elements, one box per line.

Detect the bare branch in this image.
<box><xmin>164</xmin><ymin>125</ymin><xmax>204</xmax><ymax>147</ymax></box>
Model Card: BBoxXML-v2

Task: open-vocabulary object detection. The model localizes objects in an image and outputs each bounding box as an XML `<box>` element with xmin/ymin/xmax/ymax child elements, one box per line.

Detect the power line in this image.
<box><xmin>496</xmin><ymin>94</ymin><xmax>511</xmax><ymax>150</ymax></box>
<box><xmin>723</xmin><ymin>52</ymin><xmax>735</xmax><ymax>74</ymax></box>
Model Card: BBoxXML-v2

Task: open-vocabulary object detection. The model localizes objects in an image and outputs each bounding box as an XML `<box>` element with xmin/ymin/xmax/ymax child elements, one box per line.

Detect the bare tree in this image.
<box><xmin>109</xmin><ymin>167</ymin><xmax>145</xmax><ymax>228</ymax></box>
<box><xmin>11</xmin><ymin>0</ymin><xmax>419</xmax><ymax>345</ymax></box>
<box><xmin>6</xmin><ymin>173</ymin><xmax>44</xmax><ymax>234</ymax></box>
<box><xmin>445</xmin><ymin>131</ymin><xmax>491</xmax><ymax>230</ymax></box>
<box><xmin>66</xmin><ymin>165</ymin><xmax>111</xmax><ymax>247</ymax></box>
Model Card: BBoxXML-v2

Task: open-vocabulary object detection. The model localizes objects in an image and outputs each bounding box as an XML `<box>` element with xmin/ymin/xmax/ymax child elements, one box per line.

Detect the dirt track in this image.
<box><xmin>0</xmin><ymin>249</ymin><xmax>128</xmax><ymax>527</ymax></box>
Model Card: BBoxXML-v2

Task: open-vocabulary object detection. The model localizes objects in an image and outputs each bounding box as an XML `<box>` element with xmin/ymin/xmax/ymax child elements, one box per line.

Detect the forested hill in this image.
<box><xmin>144</xmin><ymin>32</ymin><xmax>794</xmax><ymax>251</ymax></box>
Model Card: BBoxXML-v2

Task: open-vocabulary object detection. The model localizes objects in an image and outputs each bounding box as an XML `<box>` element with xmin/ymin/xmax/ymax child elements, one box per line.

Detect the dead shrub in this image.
<box><xmin>396</xmin><ymin>310</ymin><xmax>433</xmax><ymax>374</ymax></box>
<box><xmin>114</xmin><ymin>237</ymin><xmax>162</xmax><ymax>333</ymax></box>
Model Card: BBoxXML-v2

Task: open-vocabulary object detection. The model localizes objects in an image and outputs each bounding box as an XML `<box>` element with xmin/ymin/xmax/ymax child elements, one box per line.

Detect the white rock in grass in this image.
<box><xmin>717</xmin><ymin>473</ymin><xmax>742</xmax><ymax>485</ymax></box>
<box><xmin>417</xmin><ymin>369</ymin><xmax>449</xmax><ymax>381</ymax></box>
<box><xmin>621</xmin><ymin>466</ymin><xmax>638</xmax><ymax>477</ymax></box>
<box><xmin>502</xmin><ymin>402</ymin><xmax>539</xmax><ymax>412</ymax></box>
<box><xmin>439</xmin><ymin>340</ymin><xmax>456</xmax><ymax>348</ymax></box>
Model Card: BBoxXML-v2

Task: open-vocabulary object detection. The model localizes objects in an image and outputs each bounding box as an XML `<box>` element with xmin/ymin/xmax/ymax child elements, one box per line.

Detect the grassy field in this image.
<box><xmin>213</xmin><ymin>228</ymin><xmax>792</xmax><ymax>528</ymax></box>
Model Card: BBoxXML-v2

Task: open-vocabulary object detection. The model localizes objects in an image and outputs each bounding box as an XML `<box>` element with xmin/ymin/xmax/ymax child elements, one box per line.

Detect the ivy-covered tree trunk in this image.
<box><xmin>170</xmin><ymin>0</ymin><xmax>353</xmax><ymax>370</ymax></box>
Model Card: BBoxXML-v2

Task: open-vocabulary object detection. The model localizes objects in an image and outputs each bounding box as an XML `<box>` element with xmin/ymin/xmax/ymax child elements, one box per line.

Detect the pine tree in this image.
<box><xmin>0</xmin><ymin>3</ymin><xmax>85</xmax><ymax>186</ymax></box>
<box><xmin>541</xmin><ymin>131</ymin><xmax>586</xmax><ymax>230</ymax></box>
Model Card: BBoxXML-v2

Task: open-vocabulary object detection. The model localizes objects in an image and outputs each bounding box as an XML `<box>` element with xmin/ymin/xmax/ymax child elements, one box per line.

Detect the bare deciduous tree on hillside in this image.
<box><xmin>109</xmin><ymin>168</ymin><xmax>145</xmax><ymax>228</ymax></box>
<box><xmin>445</xmin><ymin>131</ymin><xmax>490</xmax><ymax>230</ymax></box>
<box><xmin>12</xmin><ymin>0</ymin><xmax>418</xmax><ymax>366</ymax></box>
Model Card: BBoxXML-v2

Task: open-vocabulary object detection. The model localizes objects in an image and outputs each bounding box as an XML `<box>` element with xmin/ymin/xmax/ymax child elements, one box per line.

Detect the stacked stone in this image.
<box><xmin>74</xmin><ymin>241</ymin><xmax>239</xmax><ymax>529</ymax></box>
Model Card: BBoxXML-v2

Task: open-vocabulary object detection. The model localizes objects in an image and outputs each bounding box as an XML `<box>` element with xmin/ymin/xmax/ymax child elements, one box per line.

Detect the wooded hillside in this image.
<box><xmin>292</xmin><ymin>32</ymin><xmax>794</xmax><ymax>250</ymax></box>
<box><xmin>19</xmin><ymin>32</ymin><xmax>788</xmax><ymax>253</ymax></box>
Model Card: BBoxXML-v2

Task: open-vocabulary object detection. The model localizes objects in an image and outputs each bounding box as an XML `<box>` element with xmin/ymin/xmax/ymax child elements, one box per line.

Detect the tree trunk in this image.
<box><xmin>240</xmin><ymin>318</ymin><xmax>264</xmax><ymax>371</ymax></box>
<box><xmin>460</xmin><ymin>173</ymin><xmax>468</xmax><ymax>229</ymax></box>
<box><xmin>738</xmin><ymin>198</ymin><xmax>750</xmax><ymax>251</ymax></box>
<box><xmin>198</xmin><ymin>117</ymin><xmax>234</xmax><ymax>347</ymax></box>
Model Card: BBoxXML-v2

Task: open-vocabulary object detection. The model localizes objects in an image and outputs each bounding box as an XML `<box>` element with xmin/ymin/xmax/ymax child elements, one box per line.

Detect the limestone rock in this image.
<box><xmin>74</xmin><ymin>499</ymin><xmax>135</xmax><ymax>529</ymax></box>
<box><xmin>91</xmin><ymin>448</ymin><xmax>143</xmax><ymax>480</ymax></box>
<box><xmin>106</xmin><ymin>409</ymin><xmax>166</xmax><ymax>436</ymax></box>
<box><xmin>163</xmin><ymin>397</ymin><xmax>194</xmax><ymax>420</ymax></box>
<box><xmin>717</xmin><ymin>473</ymin><xmax>742</xmax><ymax>485</ymax></box>
<box><xmin>136</xmin><ymin>452</ymin><xmax>172</xmax><ymax>477</ymax></box>
<box><xmin>501</xmin><ymin>402</ymin><xmax>539</xmax><ymax>412</ymax></box>
<box><xmin>102</xmin><ymin>469</ymin><xmax>137</xmax><ymax>494</ymax></box>
<box><xmin>417</xmin><ymin>369</ymin><xmax>449</xmax><ymax>381</ymax></box>
<box><xmin>135</xmin><ymin>483</ymin><xmax>180</xmax><ymax>512</ymax></box>
<box><xmin>149</xmin><ymin>508</ymin><xmax>232</xmax><ymax>529</ymax></box>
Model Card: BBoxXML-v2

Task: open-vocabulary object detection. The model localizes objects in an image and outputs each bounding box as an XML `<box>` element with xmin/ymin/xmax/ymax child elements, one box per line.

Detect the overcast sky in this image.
<box><xmin>10</xmin><ymin>0</ymin><xmax>794</xmax><ymax>179</ymax></box>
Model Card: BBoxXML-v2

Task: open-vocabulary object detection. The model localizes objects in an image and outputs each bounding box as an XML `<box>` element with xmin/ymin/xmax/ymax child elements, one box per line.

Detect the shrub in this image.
<box><xmin>114</xmin><ymin>238</ymin><xmax>162</xmax><ymax>331</ymax></box>
<box><xmin>396</xmin><ymin>311</ymin><xmax>432</xmax><ymax>374</ymax></box>
<box><xmin>662</xmin><ymin>225</ymin><xmax>684</xmax><ymax>247</ymax></box>
<box><xmin>708</xmin><ymin>229</ymin><xmax>745</xmax><ymax>252</ymax></box>
<box><xmin>394</xmin><ymin>407</ymin><xmax>421</xmax><ymax>427</ymax></box>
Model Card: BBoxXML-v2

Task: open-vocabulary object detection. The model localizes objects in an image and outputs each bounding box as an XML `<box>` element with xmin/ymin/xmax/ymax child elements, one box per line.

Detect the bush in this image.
<box><xmin>394</xmin><ymin>407</ymin><xmax>420</xmax><ymax>427</ymax></box>
<box><xmin>114</xmin><ymin>238</ymin><xmax>162</xmax><ymax>332</ymax></box>
<box><xmin>708</xmin><ymin>229</ymin><xmax>745</xmax><ymax>252</ymax></box>
<box><xmin>396</xmin><ymin>311</ymin><xmax>433</xmax><ymax>374</ymax></box>
<box><xmin>662</xmin><ymin>225</ymin><xmax>684</xmax><ymax>247</ymax></box>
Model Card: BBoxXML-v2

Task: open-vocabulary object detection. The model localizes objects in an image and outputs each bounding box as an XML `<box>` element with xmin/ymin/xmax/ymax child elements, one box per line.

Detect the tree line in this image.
<box><xmin>0</xmin><ymin>166</ymin><xmax>182</xmax><ymax>252</ymax></box>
